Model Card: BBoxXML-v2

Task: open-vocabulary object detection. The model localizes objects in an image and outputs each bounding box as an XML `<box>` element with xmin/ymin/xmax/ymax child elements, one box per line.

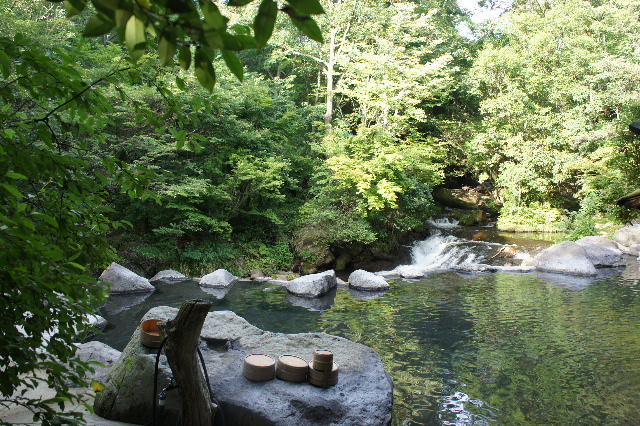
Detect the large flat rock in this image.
<box><xmin>95</xmin><ymin>307</ymin><xmax>393</xmax><ymax>426</ymax></box>
<box><xmin>529</xmin><ymin>241</ymin><xmax>597</xmax><ymax>276</ymax></box>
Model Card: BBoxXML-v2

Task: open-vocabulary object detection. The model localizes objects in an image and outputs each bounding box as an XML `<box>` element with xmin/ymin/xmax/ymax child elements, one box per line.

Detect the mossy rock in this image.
<box><xmin>451</xmin><ymin>209</ymin><xmax>489</xmax><ymax>226</ymax></box>
<box><xmin>433</xmin><ymin>187</ymin><xmax>477</xmax><ymax>210</ymax></box>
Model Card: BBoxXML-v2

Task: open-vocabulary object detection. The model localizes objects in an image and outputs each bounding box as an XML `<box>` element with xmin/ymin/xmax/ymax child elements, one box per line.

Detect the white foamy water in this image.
<box><xmin>382</xmin><ymin>218</ymin><xmax>541</xmax><ymax>278</ymax></box>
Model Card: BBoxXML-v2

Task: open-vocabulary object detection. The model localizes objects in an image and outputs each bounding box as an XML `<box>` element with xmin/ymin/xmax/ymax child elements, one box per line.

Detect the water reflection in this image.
<box><xmin>95</xmin><ymin>269</ymin><xmax>640</xmax><ymax>426</ymax></box>
<box><xmin>287</xmin><ymin>289</ymin><xmax>336</xmax><ymax>311</ymax></box>
<box><xmin>101</xmin><ymin>292</ymin><xmax>152</xmax><ymax>315</ymax></box>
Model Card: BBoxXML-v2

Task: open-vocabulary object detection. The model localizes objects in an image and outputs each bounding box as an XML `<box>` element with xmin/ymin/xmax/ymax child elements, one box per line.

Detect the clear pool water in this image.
<box><xmin>96</xmin><ymin>270</ymin><xmax>640</xmax><ymax>426</ymax></box>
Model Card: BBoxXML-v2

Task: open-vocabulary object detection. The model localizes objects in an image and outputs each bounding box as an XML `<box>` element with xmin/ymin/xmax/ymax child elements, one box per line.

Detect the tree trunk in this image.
<box><xmin>324</xmin><ymin>28</ymin><xmax>338</xmax><ymax>128</ymax></box>
<box><xmin>158</xmin><ymin>299</ymin><xmax>216</xmax><ymax>426</ymax></box>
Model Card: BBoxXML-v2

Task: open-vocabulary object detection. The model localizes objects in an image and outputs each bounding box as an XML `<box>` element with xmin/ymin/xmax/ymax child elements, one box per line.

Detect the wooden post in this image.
<box><xmin>158</xmin><ymin>299</ymin><xmax>216</xmax><ymax>426</ymax></box>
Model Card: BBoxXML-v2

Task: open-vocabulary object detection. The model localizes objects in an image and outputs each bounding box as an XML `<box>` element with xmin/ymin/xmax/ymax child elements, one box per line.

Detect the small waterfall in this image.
<box><xmin>384</xmin><ymin>218</ymin><xmax>545</xmax><ymax>278</ymax></box>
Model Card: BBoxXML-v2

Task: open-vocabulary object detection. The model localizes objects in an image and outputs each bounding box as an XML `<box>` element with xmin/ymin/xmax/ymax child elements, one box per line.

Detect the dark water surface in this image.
<box><xmin>96</xmin><ymin>270</ymin><xmax>640</xmax><ymax>426</ymax></box>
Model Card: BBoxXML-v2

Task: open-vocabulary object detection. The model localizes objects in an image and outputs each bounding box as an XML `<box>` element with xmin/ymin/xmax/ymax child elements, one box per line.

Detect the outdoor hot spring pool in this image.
<box><xmin>95</xmin><ymin>269</ymin><xmax>640</xmax><ymax>426</ymax></box>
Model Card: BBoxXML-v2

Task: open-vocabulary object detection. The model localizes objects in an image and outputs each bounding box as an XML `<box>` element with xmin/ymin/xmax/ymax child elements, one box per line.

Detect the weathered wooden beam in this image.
<box><xmin>158</xmin><ymin>299</ymin><xmax>216</xmax><ymax>426</ymax></box>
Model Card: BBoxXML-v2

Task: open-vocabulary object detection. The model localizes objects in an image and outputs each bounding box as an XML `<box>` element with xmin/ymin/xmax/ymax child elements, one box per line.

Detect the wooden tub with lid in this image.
<box><xmin>276</xmin><ymin>355</ymin><xmax>309</xmax><ymax>382</ymax></box>
<box><xmin>242</xmin><ymin>354</ymin><xmax>276</xmax><ymax>382</ymax></box>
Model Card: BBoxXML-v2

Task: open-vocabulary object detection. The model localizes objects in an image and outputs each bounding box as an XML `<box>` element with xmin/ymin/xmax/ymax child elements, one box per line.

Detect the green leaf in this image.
<box><xmin>125</xmin><ymin>15</ymin><xmax>146</xmax><ymax>62</ymax></box>
<box><xmin>178</xmin><ymin>45</ymin><xmax>191</xmax><ymax>70</ymax></box>
<box><xmin>64</xmin><ymin>0</ymin><xmax>87</xmax><ymax>17</ymax></box>
<box><xmin>6</xmin><ymin>172</ymin><xmax>27</xmax><ymax>180</ymax></box>
<box><xmin>194</xmin><ymin>48</ymin><xmax>216</xmax><ymax>93</ymax></box>
<box><xmin>283</xmin><ymin>8</ymin><xmax>323</xmax><ymax>43</ymax></box>
<box><xmin>221</xmin><ymin>33</ymin><xmax>244</xmax><ymax>51</ymax></box>
<box><xmin>201</xmin><ymin>0</ymin><xmax>226</xmax><ymax>30</ymax></box>
<box><xmin>82</xmin><ymin>14</ymin><xmax>115</xmax><ymax>37</ymax></box>
<box><xmin>175</xmin><ymin>76</ymin><xmax>186</xmax><ymax>90</ymax></box>
<box><xmin>66</xmin><ymin>262</ymin><xmax>86</xmax><ymax>271</ymax></box>
<box><xmin>203</xmin><ymin>25</ymin><xmax>224</xmax><ymax>49</ymax></box>
<box><xmin>115</xmin><ymin>9</ymin><xmax>132</xmax><ymax>29</ymax></box>
<box><xmin>230</xmin><ymin>24</ymin><xmax>251</xmax><ymax>35</ymax></box>
<box><xmin>90</xmin><ymin>0</ymin><xmax>119</xmax><ymax>19</ymax></box>
<box><xmin>286</xmin><ymin>0</ymin><xmax>325</xmax><ymax>15</ymax></box>
<box><xmin>1</xmin><ymin>183</ymin><xmax>23</xmax><ymax>199</ymax></box>
<box><xmin>33</xmin><ymin>212</ymin><xmax>59</xmax><ymax>229</ymax></box>
<box><xmin>254</xmin><ymin>0</ymin><xmax>277</xmax><ymax>48</ymax></box>
<box><xmin>227</xmin><ymin>0</ymin><xmax>255</xmax><ymax>6</ymax></box>
<box><xmin>221</xmin><ymin>49</ymin><xmax>243</xmax><ymax>81</ymax></box>
<box><xmin>159</xmin><ymin>36</ymin><xmax>177</xmax><ymax>66</ymax></box>
<box><xmin>0</xmin><ymin>50</ymin><xmax>11</xmax><ymax>78</ymax></box>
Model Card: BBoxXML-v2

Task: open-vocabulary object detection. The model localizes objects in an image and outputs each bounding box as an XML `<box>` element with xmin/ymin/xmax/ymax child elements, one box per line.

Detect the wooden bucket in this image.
<box><xmin>242</xmin><ymin>354</ymin><xmax>275</xmax><ymax>382</ymax></box>
<box><xmin>308</xmin><ymin>361</ymin><xmax>339</xmax><ymax>388</ymax></box>
<box><xmin>276</xmin><ymin>355</ymin><xmax>308</xmax><ymax>383</ymax></box>
<box><xmin>140</xmin><ymin>319</ymin><xmax>163</xmax><ymax>348</ymax></box>
<box><xmin>312</xmin><ymin>350</ymin><xmax>334</xmax><ymax>372</ymax></box>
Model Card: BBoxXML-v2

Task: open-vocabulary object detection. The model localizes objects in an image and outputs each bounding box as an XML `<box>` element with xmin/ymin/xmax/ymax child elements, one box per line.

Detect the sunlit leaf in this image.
<box><xmin>82</xmin><ymin>14</ymin><xmax>115</xmax><ymax>37</ymax></box>
<box><xmin>194</xmin><ymin>48</ymin><xmax>216</xmax><ymax>93</ymax></box>
<box><xmin>159</xmin><ymin>36</ymin><xmax>176</xmax><ymax>66</ymax></box>
<box><xmin>125</xmin><ymin>15</ymin><xmax>146</xmax><ymax>62</ymax></box>
<box><xmin>254</xmin><ymin>0</ymin><xmax>277</xmax><ymax>48</ymax></box>
<box><xmin>178</xmin><ymin>45</ymin><xmax>191</xmax><ymax>70</ymax></box>
<box><xmin>285</xmin><ymin>0</ymin><xmax>324</xmax><ymax>15</ymax></box>
<box><xmin>64</xmin><ymin>0</ymin><xmax>87</xmax><ymax>17</ymax></box>
<box><xmin>201</xmin><ymin>0</ymin><xmax>226</xmax><ymax>30</ymax></box>
<box><xmin>221</xmin><ymin>49</ymin><xmax>243</xmax><ymax>81</ymax></box>
<box><xmin>282</xmin><ymin>8</ymin><xmax>323</xmax><ymax>43</ymax></box>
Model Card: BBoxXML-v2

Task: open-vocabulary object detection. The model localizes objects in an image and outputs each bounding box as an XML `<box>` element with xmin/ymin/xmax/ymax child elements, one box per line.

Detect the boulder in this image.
<box><xmin>613</xmin><ymin>225</ymin><xmax>640</xmax><ymax>254</ymax></box>
<box><xmin>199</xmin><ymin>269</ymin><xmax>239</xmax><ymax>288</ymax></box>
<box><xmin>286</xmin><ymin>270</ymin><xmax>337</xmax><ymax>298</ymax></box>
<box><xmin>149</xmin><ymin>270</ymin><xmax>187</xmax><ymax>282</ymax></box>
<box><xmin>250</xmin><ymin>269</ymin><xmax>268</xmax><ymax>280</ymax></box>
<box><xmin>529</xmin><ymin>241</ymin><xmax>597</xmax><ymax>276</ymax></box>
<box><xmin>95</xmin><ymin>307</ymin><xmax>393</xmax><ymax>426</ymax></box>
<box><xmin>73</xmin><ymin>341</ymin><xmax>122</xmax><ymax>386</ymax></box>
<box><xmin>348</xmin><ymin>270</ymin><xmax>390</xmax><ymax>291</ymax></box>
<box><xmin>87</xmin><ymin>314</ymin><xmax>108</xmax><ymax>331</ymax></box>
<box><xmin>575</xmin><ymin>236</ymin><xmax>626</xmax><ymax>267</ymax></box>
<box><xmin>100</xmin><ymin>263</ymin><xmax>155</xmax><ymax>294</ymax></box>
<box><xmin>94</xmin><ymin>314</ymin><xmax>179</xmax><ymax>425</ymax></box>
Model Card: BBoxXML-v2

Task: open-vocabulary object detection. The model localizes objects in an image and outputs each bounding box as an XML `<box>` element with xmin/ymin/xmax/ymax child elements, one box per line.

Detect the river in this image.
<box><xmin>95</xmin><ymin>221</ymin><xmax>640</xmax><ymax>426</ymax></box>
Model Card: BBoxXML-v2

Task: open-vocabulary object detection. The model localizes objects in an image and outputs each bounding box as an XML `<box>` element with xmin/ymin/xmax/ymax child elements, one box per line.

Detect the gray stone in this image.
<box><xmin>87</xmin><ymin>314</ymin><xmax>108</xmax><ymax>331</ymax></box>
<box><xmin>286</xmin><ymin>270</ymin><xmax>337</xmax><ymax>298</ymax></box>
<box><xmin>100</xmin><ymin>263</ymin><xmax>155</xmax><ymax>294</ymax></box>
<box><xmin>613</xmin><ymin>225</ymin><xmax>640</xmax><ymax>253</ymax></box>
<box><xmin>73</xmin><ymin>341</ymin><xmax>122</xmax><ymax>386</ymax></box>
<box><xmin>199</xmin><ymin>269</ymin><xmax>239</xmax><ymax>288</ymax></box>
<box><xmin>149</xmin><ymin>269</ymin><xmax>187</xmax><ymax>282</ymax></box>
<box><xmin>250</xmin><ymin>269</ymin><xmax>267</xmax><ymax>280</ymax></box>
<box><xmin>95</xmin><ymin>307</ymin><xmax>393</xmax><ymax>426</ymax></box>
<box><xmin>529</xmin><ymin>241</ymin><xmax>597</xmax><ymax>276</ymax></box>
<box><xmin>94</xmin><ymin>315</ymin><xmax>178</xmax><ymax>425</ymax></box>
<box><xmin>575</xmin><ymin>236</ymin><xmax>626</xmax><ymax>267</ymax></box>
<box><xmin>348</xmin><ymin>269</ymin><xmax>390</xmax><ymax>291</ymax></box>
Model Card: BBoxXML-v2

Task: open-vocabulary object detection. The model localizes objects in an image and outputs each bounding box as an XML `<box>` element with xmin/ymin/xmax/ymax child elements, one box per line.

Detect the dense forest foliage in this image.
<box><xmin>2</xmin><ymin>0</ymin><xmax>640</xmax><ymax>423</ymax></box>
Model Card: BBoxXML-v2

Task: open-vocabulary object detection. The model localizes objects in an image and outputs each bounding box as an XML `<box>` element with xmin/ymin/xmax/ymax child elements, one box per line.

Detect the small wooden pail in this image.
<box><xmin>140</xmin><ymin>319</ymin><xmax>163</xmax><ymax>348</ymax></box>
<box><xmin>308</xmin><ymin>361</ymin><xmax>339</xmax><ymax>388</ymax></box>
<box><xmin>312</xmin><ymin>350</ymin><xmax>334</xmax><ymax>372</ymax></box>
<box><xmin>242</xmin><ymin>354</ymin><xmax>275</xmax><ymax>382</ymax></box>
<box><xmin>276</xmin><ymin>355</ymin><xmax>309</xmax><ymax>382</ymax></box>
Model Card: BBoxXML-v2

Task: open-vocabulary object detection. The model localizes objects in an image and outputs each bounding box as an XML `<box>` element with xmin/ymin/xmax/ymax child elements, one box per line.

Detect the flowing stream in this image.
<box><xmin>95</xmin><ymin>221</ymin><xmax>640</xmax><ymax>426</ymax></box>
